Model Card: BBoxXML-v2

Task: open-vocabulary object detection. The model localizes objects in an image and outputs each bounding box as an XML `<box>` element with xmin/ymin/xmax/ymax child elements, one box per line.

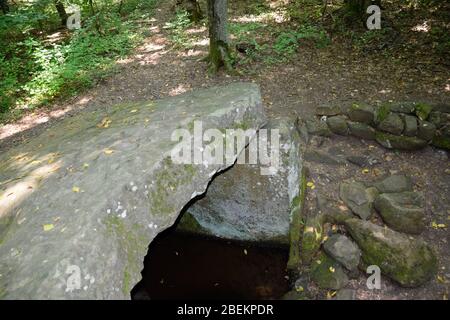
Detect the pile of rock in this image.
<box><xmin>287</xmin><ymin>174</ymin><xmax>438</xmax><ymax>300</ymax></box>
<box><xmin>308</xmin><ymin>102</ymin><xmax>450</xmax><ymax>151</ymax></box>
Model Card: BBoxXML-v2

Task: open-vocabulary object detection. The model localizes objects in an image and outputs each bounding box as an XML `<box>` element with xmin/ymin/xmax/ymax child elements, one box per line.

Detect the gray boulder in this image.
<box><xmin>311</xmin><ymin>252</ymin><xmax>349</xmax><ymax>290</ymax></box>
<box><xmin>343</xmin><ymin>219</ymin><xmax>437</xmax><ymax>287</ymax></box>
<box><xmin>377</xmin><ymin>113</ymin><xmax>404</xmax><ymax>135</ymax></box>
<box><xmin>375</xmin><ymin>131</ymin><xmax>428</xmax><ymax>150</ymax></box>
<box><xmin>402</xmin><ymin>115</ymin><xmax>418</xmax><ymax>137</ymax></box>
<box><xmin>305</xmin><ymin>117</ymin><xmax>332</xmax><ymax>137</ymax></box>
<box><xmin>323</xmin><ymin>234</ymin><xmax>361</xmax><ymax>271</ymax></box>
<box><xmin>347</xmin><ymin>103</ymin><xmax>375</xmax><ymax>124</ymax></box>
<box><xmin>326</xmin><ymin>116</ymin><xmax>349</xmax><ymax>135</ymax></box>
<box><xmin>177</xmin><ymin>118</ymin><xmax>304</xmax><ymax>247</ymax></box>
<box><xmin>373</xmin><ymin>174</ymin><xmax>413</xmax><ymax>193</ymax></box>
<box><xmin>348</xmin><ymin>121</ymin><xmax>376</xmax><ymax>140</ymax></box>
<box><xmin>339</xmin><ymin>182</ymin><xmax>378</xmax><ymax>220</ymax></box>
<box><xmin>0</xmin><ymin>83</ymin><xmax>266</xmax><ymax>299</ymax></box>
<box><xmin>418</xmin><ymin>120</ymin><xmax>437</xmax><ymax>141</ymax></box>
<box><xmin>374</xmin><ymin>192</ymin><xmax>426</xmax><ymax>235</ymax></box>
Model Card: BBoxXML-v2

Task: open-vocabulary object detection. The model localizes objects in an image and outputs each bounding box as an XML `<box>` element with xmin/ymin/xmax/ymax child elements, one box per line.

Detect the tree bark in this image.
<box><xmin>0</xmin><ymin>0</ymin><xmax>9</xmax><ymax>14</ymax></box>
<box><xmin>54</xmin><ymin>0</ymin><xmax>68</xmax><ymax>26</ymax></box>
<box><xmin>207</xmin><ymin>0</ymin><xmax>232</xmax><ymax>72</ymax></box>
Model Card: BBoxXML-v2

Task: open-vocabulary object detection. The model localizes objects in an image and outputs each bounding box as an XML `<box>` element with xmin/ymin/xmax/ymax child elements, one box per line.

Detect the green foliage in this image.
<box><xmin>0</xmin><ymin>0</ymin><xmax>157</xmax><ymax>123</ymax></box>
<box><xmin>164</xmin><ymin>9</ymin><xmax>196</xmax><ymax>49</ymax></box>
<box><xmin>274</xmin><ymin>25</ymin><xmax>330</xmax><ymax>58</ymax></box>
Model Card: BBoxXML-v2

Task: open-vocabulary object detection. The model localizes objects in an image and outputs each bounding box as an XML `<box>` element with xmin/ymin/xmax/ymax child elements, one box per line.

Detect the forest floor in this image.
<box><xmin>0</xmin><ymin>0</ymin><xmax>448</xmax><ymax>300</ymax></box>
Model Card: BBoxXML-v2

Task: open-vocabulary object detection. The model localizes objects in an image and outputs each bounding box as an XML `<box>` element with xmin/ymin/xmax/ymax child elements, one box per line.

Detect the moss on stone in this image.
<box><xmin>344</xmin><ymin>219</ymin><xmax>438</xmax><ymax>287</ymax></box>
<box><xmin>432</xmin><ymin>135</ymin><xmax>450</xmax><ymax>150</ymax></box>
<box><xmin>310</xmin><ymin>252</ymin><xmax>348</xmax><ymax>290</ymax></box>
<box><xmin>177</xmin><ymin>212</ymin><xmax>208</xmax><ymax>235</ymax></box>
<box><xmin>415</xmin><ymin>103</ymin><xmax>433</xmax><ymax>121</ymax></box>
<box><xmin>287</xmin><ymin>167</ymin><xmax>307</xmax><ymax>272</ymax></box>
<box><xmin>375</xmin><ymin>103</ymin><xmax>391</xmax><ymax>124</ymax></box>
<box><xmin>375</xmin><ymin>131</ymin><xmax>427</xmax><ymax>150</ymax></box>
<box><xmin>103</xmin><ymin>215</ymin><xmax>149</xmax><ymax>296</ymax></box>
<box><xmin>300</xmin><ymin>214</ymin><xmax>325</xmax><ymax>266</ymax></box>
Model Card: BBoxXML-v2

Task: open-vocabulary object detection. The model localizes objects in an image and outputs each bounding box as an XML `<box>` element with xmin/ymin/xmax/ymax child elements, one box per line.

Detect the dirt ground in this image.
<box><xmin>0</xmin><ymin>0</ymin><xmax>448</xmax><ymax>300</ymax></box>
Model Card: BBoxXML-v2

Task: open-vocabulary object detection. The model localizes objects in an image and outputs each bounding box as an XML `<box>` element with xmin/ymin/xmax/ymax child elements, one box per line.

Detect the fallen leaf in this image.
<box><xmin>327</xmin><ymin>291</ymin><xmax>337</xmax><ymax>299</ymax></box>
<box><xmin>130</xmin><ymin>109</ymin><xmax>138</xmax><ymax>113</ymax></box>
<box><xmin>72</xmin><ymin>186</ymin><xmax>80</xmax><ymax>193</ymax></box>
<box><xmin>43</xmin><ymin>224</ymin><xmax>54</xmax><ymax>232</ymax></box>
<box><xmin>103</xmin><ymin>148</ymin><xmax>114</xmax><ymax>155</ymax></box>
<box><xmin>244</xmin><ymin>249</ymin><xmax>248</xmax><ymax>255</ymax></box>
<box><xmin>329</xmin><ymin>267</ymin><xmax>335</xmax><ymax>273</ymax></box>
<box><xmin>97</xmin><ymin>117</ymin><xmax>112</xmax><ymax>129</ymax></box>
<box><xmin>362</xmin><ymin>168</ymin><xmax>370</xmax><ymax>174</ymax></box>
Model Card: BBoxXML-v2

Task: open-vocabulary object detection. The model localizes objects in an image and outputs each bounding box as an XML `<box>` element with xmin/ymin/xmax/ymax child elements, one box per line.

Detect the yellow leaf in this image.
<box><xmin>103</xmin><ymin>148</ymin><xmax>114</xmax><ymax>155</ymax></box>
<box><xmin>72</xmin><ymin>186</ymin><xmax>80</xmax><ymax>193</ymax></box>
<box><xmin>296</xmin><ymin>286</ymin><xmax>304</xmax><ymax>293</ymax></box>
<box><xmin>327</xmin><ymin>291</ymin><xmax>337</xmax><ymax>299</ymax></box>
<box><xmin>43</xmin><ymin>224</ymin><xmax>54</xmax><ymax>232</ymax></box>
<box><xmin>362</xmin><ymin>168</ymin><xmax>370</xmax><ymax>174</ymax></box>
<box><xmin>83</xmin><ymin>163</ymin><xmax>89</xmax><ymax>169</ymax></box>
<box><xmin>307</xmin><ymin>182</ymin><xmax>314</xmax><ymax>188</ymax></box>
<box><xmin>437</xmin><ymin>275</ymin><xmax>447</xmax><ymax>283</ymax></box>
<box><xmin>130</xmin><ymin>109</ymin><xmax>138</xmax><ymax>113</ymax></box>
<box><xmin>329</xmin><ymin>267</ymin><xmax>335</xmax><ymax>273</ymax></box>
<box><xmin>97</xmin><ymin>117</ymin><xmax>112</xmax><ymax>129</ymax></box>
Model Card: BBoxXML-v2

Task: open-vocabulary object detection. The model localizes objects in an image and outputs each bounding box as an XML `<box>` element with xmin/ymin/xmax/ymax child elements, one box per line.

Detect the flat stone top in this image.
<box><xmin>0</xmin><ymin>82</ymin><xmax>266</xmax><ymax>299</ymax></box>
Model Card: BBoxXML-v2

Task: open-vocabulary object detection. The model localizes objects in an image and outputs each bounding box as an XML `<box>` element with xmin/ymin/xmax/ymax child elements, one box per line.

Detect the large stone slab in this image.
<box><xmin>0</xmin><ymin>83</ymin><xmax>266</xmax><ymax>299</ymax></box>
<box><xmin>177</xmin><ymin>118</ymin><xmax>303</xmax><ymax>247</ymax></box>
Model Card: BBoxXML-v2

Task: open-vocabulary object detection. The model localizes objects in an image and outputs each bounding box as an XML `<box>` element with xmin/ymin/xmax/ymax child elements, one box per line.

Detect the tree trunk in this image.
<box><xmin>207</xmin><ymin>0</ymin><xmax>232</xmax><ymax>72</ymax></box>
<box><xmin>0</xmin><ymin>0</ymin><xmax>9</xmax><ymax>14</ymax></box>
<box><xmin>54</xmin><ymin>0</ymin><xmax>68</xmax><ymax>26</ymax></box>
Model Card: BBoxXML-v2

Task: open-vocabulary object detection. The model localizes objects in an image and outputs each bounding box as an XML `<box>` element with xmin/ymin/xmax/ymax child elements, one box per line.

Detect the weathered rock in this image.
<box><xmin>323</xmin><ymin>234</ymin><xmax>361</xmax><ymax>271</ymax></box>
<box><xmin>339</xmin><ymin>182</ymin><xmax>378</xmax><ymax>220</ymax></box>
<box><xmin>415</xmin><ymin>103</ymin><xmax>433</xmax><ymax>121</ymax></box>
<box><xmin>281</xmin><ymin>290</ymin><xmax>308</xmax><ymax>300</ymax></box>
<box><xmin>348</xmin><ymin>121</ymin><xmax>376</xmax><ymax>140</ymax></box>
<box><xmin>432</xmin><ymin>132</ymin><xmax>450</xmax><ymax>151</ymax></box>
<box><xmin>389</xmin><ymin>102</ymin><xmax>416</xmax><ymax>114</ymax></box>
<box><xmin>346</xmin><ymin>155</ymin><xmax>378</xmax><ymax>167</ymax></box>
<box><xmin>402</xmin><ymin>115</ymin><xmax>418</xmax><ymax>137</ymax></box>
<box><xmin>177</xmin><ymin>118</ymin><xmax>304</xmax><ymax>247</ymax></box>
<box><xmin>375</xmin><ymin>131</ymin><xmax>428</xmax><ymax>150</ymax></box>
<box><xmin>343</xmin><ymin>219</ymin><xmax>438</xmax><ymax>287</ymax></box>
<box><xmin>0</xmin><ymin>83</ymin><xmax>266</xmax><ymax>299</ymax></box>
<box><xmin>335</xmin><ymin>288</ymin><xmax>356</xmax><ymax>300</ymax></box>
<box><xmin>326</xmin><ymin>116</ymin><xmax>349</xmax><ymax>135</ymax></box>
<box><xmin>305</xmin><ymin>117</ymin><xmax>332</xmax><ymax>137</ymax></box>
<box><xmin>374</xmin><ymin>192</ymin><xmax>426</xmax><ymax>235</ymax></box>
<box><xmin>377</xmin><ymin>113</ymin><xmax>404</xmax><ymax>135</ymax></box>
<box><xmin>418</xmin><ymin>120</ymin><xmax>436</xmax><ymax>141</ymax></box>
<box><xmin>428</xmin><ymin>111</ymin><xmax>446</xmax><ymax>129</ymax></box>
<box><xmin>432</xmin><ymin>103</ymin><xmax>450</xmax><ymax>114</ymax></box>
<box><xmin>305</xmin><ymin>150</ymin><xmax>345</xmax><ymax>165</ymax></box>
<box><xmin>311</xmin><ymin>252</ymin><xmax>349</xmax><ymax>290</ymax></box>
<box><xmin>373</xmin><ymin>174</ymin><xmax>413</xmax><ymax>193</ymax></box>
<box><xmin>347</xmin><ymin>103</ymin><xmax>375</xmax><ymax>125</ymax></box>
<box><xmin>316</xmin><ymin>106</ymin><xmax>342</xmax><ymax>116</ymax></box>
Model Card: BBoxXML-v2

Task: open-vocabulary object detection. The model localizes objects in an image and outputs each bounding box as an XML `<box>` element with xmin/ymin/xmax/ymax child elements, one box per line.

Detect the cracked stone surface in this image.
<box><xmin>0</xmin><ymin>83</ymin><xmax>266</xmax><ymax>299</ymax></box>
